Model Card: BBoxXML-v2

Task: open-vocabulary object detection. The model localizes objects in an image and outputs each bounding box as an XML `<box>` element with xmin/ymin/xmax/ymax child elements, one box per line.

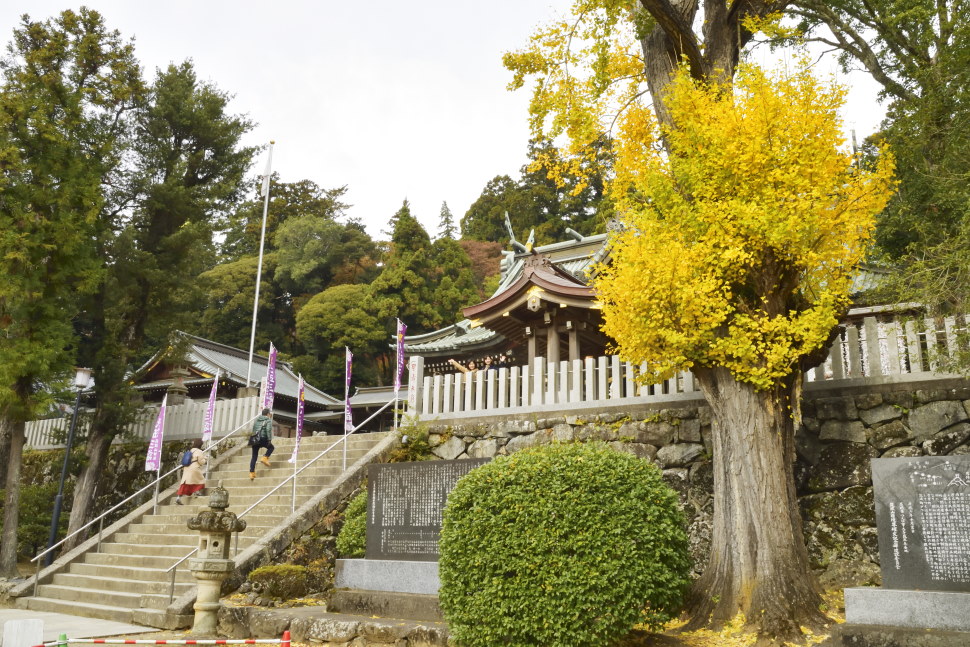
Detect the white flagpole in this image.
<box><xmin>247</xmin><ymin>141</ymin><xmax>275</xmax><ymax>387</ymax></box>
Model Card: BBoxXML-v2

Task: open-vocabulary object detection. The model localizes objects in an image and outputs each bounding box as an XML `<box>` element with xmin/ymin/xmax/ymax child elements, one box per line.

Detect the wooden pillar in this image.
<box><xmin>568</xmin><ymin>325</ymin><xmax>580</xmax><ymax>363</ymax></box>
<box><xmin>546</xmin><ymin>326</ymin><xmax>560</xmax><ymax>365</ymax></box>
<box><xmin>527</xmin><ymin>327</ymin><xmax>537</xmax><ymax>365</ymax></box>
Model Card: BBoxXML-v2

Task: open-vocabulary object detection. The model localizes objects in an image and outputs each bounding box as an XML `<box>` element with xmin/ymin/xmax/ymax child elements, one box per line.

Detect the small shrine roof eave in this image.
<box><xmin>132</xmin><ymin>331</ymin><xmax>340</xmax><ymax>408</ymax></box>
<box><xmin>463</xmin><ymin>255</ymin><xmax>597</xmax><ymax>323</ymax></box>
<box><xmin>403</xmin><ymin>321</ymin><xmax>505</xmax><ymax>356</ymax></box>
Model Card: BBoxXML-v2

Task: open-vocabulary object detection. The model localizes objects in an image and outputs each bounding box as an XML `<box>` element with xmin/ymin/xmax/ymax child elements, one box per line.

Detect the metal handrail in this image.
<box><xmin>164</xmin><ymin>398</ymin><xmax>399</xmax><ymax>602</ymax></box>
<box><xmin>31</xmin><ymin>414</ymin><xmax>258</xmax><ymax>596</ymax></box>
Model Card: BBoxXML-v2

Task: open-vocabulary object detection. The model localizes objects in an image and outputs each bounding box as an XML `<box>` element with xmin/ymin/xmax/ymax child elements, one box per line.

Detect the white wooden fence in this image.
<box><xmin>410</xmin><ymin>311</ymin><xmax>968</xmax><ymax>421</ymax></box>
<box><xmin>25</xmin><ymin>396</ymin><xmax>261</xmax><ymax>450</ymax></box>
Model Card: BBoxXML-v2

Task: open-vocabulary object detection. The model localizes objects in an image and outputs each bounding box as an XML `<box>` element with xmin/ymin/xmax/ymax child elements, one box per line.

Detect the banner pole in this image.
<box><xmin>153</xmin><ymin>466</ymin><xmax>161</xmax><ymax>515</ymax></box>
<box><xmin>246</xmin><ymin>142</ymin><xmax>274</xmax><ymax>387</ymax></box>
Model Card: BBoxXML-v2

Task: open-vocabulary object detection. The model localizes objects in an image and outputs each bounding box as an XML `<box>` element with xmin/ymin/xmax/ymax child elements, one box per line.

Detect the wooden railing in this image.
<box><xmin>25</xmin><ymin>396</ymin><xmax>261</xmax><ymax>450</ymax></box>
<box><xmin>408</xmin><ymin>309</ymin><xmax>968</xmax><ymax>421</ymax></box>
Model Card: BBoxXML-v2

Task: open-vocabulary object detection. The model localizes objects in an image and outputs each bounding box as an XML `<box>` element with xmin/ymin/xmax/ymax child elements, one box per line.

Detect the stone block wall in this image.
<box><xmin>415</xmin><ymin>379</ymin><xmax>970</xmax><ymax>590</ymax></box>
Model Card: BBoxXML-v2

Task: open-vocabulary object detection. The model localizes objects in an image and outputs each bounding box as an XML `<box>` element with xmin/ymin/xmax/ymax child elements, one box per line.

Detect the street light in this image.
<box><xmin>45</xmin><ymin>367</ymin><xmax>92</xmax><ymax>566</ymax></box>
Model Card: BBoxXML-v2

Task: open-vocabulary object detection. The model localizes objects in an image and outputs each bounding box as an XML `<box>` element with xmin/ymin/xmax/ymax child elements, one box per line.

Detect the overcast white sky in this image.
<box><xmin>1</xmin><ymin>2</ymin><xmax>887</xmax><ymax>239</ymax></box>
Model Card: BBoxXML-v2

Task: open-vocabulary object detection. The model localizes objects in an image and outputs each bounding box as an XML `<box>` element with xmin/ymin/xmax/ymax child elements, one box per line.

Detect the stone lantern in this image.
<box><xmin>166</xmin><ymin>364</ymin><xmax>190</xmax><ymax>405</ymax></box>
<box><xmin>186</xmin><ymin>483</ymin><xmax>246</xmax><ymax>635</ymax></box>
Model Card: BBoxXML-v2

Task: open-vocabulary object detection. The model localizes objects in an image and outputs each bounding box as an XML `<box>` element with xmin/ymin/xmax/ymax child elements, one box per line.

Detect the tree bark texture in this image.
<box><xmin>637</xmin><ymin>0</ymin><xmax>793</xmax><ymax>128</ymax></box>
<box><xmin>688</xmin><ymin>366</ymin><xmax>826</xmax><ymax>641</ymax></box>
<box><xmin>0</xmin><ymin>412</ymin><xmax>25</xmax><ymax>578</ymax></box>
<box><xmin>63</xmin><ymin>426</ymin><xmax>112</xmax><ymax>552</ymax></box>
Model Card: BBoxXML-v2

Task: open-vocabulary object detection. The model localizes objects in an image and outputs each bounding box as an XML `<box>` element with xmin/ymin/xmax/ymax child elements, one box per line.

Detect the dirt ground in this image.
<box><xmin>33</xmin><ymin>588</ymin><xmax>847</xmax><ymax>647</ymax></box>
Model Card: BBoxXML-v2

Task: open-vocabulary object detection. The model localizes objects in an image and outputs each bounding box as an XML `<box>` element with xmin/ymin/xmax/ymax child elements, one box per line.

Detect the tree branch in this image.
<box><xmin>789</xmin><ymin>3</ymin><xmax>918</xmax><ymax>102</ymax></box>
<box><xmin>637</xmin><ymin>0</ymin><xmax>707</xmax><ymax>78</ymax></box>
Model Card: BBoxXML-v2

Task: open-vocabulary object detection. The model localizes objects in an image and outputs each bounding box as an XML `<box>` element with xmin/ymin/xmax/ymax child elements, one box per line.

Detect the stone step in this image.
<box><xmin>16</xmin><ymin>430</ymin><xmax>390</xmax><ymax>629</ymax></box>
<box><xmin>71</xmin><ymin>562</ymin><xmax>194</xmax><ymax>584</ymax></box>
<box><xmin>158</xmin><ymin>487</ymin><xmax>322</xmax><ymax>506</ymax></box>
<box><xmin>85</xmin><ymin>552</ymin><xmax>205</xmax><ymax>570</ymax></box>
<box><xmin>218</xmin><ymin>436</ymin><xmax>380</xmax><ymax>451</ymax></box>
<box><xmin>131</xmin><ymin>606</ymin><xmax>193</xmax><ymax>629</ymax></box>
<box><xmin>148</xmin><ymin>513</ymin><xmax>285</xmax><ymax>527</ymax></box>
<box><xmin>53</xmin><ymin>572</ymin><xmax>194</xmax><ymax>597</ymax></box>
<box><xmin>109</xmin><ymin>531</ymin><xmax>254</xmax><ymax>548</ymax></box>
<box><xmin>148</xmin><ymin>503</ymin><xmax>298</xmax><ymax>517</ymax></box>
<box><xmin>213</xmin><ymin>456</ymin><xmax>368</xmax><ymax>475</ymax></box>
<box><xmin>216</xmin><ymin>446</ymin><xmax>374</xmax><ymax>465</ymax></box>
<box><xmin>24</xmin><ymin>596</ymin><xmax>134</xmax><ymax>623</ymax></box>
<box><xmin>139</xmin><ymin>592</ymin><xmax>180</xmax><ymax>610</ymax></box>
<box><xmin>214</xmin><ymin>467</ymin><xmax>345</xmax><ymax>483</ymax></box>
<box><xmin>38</xmin><ymin>583</ymin><xmax>144</xmax><ymax>610</ymax></box>
<box><xmin>125</xmin><ymin>521</ymin><xmax>276</xmax><ymax>535</ymax></box>
<box><xmin>99</xmin><ymin>542</ymin><xmax>198</xmax><ymax>558</ymax></box>
<box><xmin>206</xmin><ymin>484</ymin><xmax>331</xmax><ymax>498</ymax></box>
<box><xmin>239</xmin><ymin>432</ymin><xmax>385</xmax><ymax>446</ymax></box>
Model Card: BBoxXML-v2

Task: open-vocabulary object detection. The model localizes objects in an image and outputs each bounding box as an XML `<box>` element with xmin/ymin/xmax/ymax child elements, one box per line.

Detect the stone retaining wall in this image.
<box><xmin>416</xmin><ymin>378</ymin><xmax>970</xmax><ymax>589</ymax></box>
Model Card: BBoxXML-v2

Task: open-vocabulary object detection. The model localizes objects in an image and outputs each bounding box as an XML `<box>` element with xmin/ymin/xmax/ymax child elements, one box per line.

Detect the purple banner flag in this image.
<box><xmin>394</xmin><ymin>319</ymin><xmax>407</xmax><ymax>392</ymax></box>
<box><xmin>289</xmin><ymin>375</ymin><xmax>306</xmax><ymax>464</ymax></box>
<box><xmin>145</xmin><ymin>394</ymin><xmax>167</xmax><ymax>471</ymax></box>
<box><xmin>344</xmin><ymin>347</ymin><xmax>354</xmax><ymax>433</ymax></box>
<box><xmin>201</xmin><ymin>369</ymin><xmax>219</xmax><ymax>443</ymax></box>
<box><xmin>262</xmin><ymin>343</ymin><xmax>278</xmax><ymax>411</ymax></box>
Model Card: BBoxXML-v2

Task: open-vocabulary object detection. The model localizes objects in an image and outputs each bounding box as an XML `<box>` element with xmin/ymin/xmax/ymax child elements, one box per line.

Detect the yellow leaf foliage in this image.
<box><xmin>594</xmin><ymin>63</ymin><xmax>896</xmax><ymax>389</ymax></box>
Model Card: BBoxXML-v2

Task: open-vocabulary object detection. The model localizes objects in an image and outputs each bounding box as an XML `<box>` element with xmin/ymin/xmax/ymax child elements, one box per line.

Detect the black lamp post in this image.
<box><xmin>45</xmin><ymin>367</ymin><xmax>92</xmax><ymax>567</ymax></box>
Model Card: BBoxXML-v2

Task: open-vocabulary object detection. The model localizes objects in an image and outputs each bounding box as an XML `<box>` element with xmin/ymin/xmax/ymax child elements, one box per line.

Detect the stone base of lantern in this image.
<box><xmin>189</xmin><ymin>559</ymin><xmax>234</xmax><ymax>635</ymax></box>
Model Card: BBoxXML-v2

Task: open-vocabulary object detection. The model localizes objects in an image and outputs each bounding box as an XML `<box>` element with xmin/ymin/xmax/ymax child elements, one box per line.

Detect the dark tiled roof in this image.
<box><xmin>135</xmin><ymin>332</ymin><xmax>340</xmax><ymax>408</ymax></box>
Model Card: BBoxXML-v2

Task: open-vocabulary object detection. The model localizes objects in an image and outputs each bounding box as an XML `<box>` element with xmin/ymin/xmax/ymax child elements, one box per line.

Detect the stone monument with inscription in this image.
<box><xmin>843</xmin><ymin>455</ymin><xmax>970</xmax><ymax>635</ymax></box>
<box><xmin>335</xmin><ymin>458</ymin><xmax>489</xmax><ymax>595</ymax></box>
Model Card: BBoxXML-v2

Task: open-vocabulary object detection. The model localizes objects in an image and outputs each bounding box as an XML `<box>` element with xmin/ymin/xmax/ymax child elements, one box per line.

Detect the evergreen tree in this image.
<box><xmin>431</xmin><ymin>238</ymin><xmax>480</xmax><ymax>323</ymax></box>
<box><xmin>461</xmin><ymin>140</ymin><xmax>612</xmax><ymax>245</ymax></box>
<box><xmin>221</xmin><ymin>180</ymin><xmax>352</xmax><ymax>260</ymax></box>
<box><xmin>67</xmin><ymin>58</ymin><xmax>256</xmax><ymax>547</ymax></box>
<box><xmin>275</xmin><ymin>215</ymin><xmax>378</xmax><ymax>299</ymax></box>
<box><xmin>294</xmin><ymin>284</ymin><xmax>387</xmax><ymax>391</ymax></box>
<box><xmin>438</xmin><ymin>201</ymin><xmax>458</xmax><ymax>240</ymax></box>
<box><xmin>197</xmin><ymin>254</ymin><xmax>287</xmax><ymax>351</ymax></box>
<box><xmin>199</xmin><ymin>180</ymin><xmax>379</xmax><ymax>356</ymax></box>
<box><xmin>371</xmin><ymin>201</ymin><xmax>440</xmax><ymax>333</ymax></box>
<box><xmin>0</xmin><ymin>8</ymin><xmax>141</xmax><ymax>574</ymax></box>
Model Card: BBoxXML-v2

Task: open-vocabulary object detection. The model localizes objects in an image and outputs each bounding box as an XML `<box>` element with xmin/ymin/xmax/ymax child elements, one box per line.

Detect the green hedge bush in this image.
<box><xmin>335</xmin><ymin>490</ymin><xmax>367</xmax><ymax>557</ymax></box>
<box><xmin>439</xmin><ymin>442</ymin><xmax>692</xmax><ymax>647</ymax></box>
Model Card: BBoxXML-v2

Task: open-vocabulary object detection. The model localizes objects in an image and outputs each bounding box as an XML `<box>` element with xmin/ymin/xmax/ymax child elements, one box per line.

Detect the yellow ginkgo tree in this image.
<box><xmin>506</xmin><ymin>4</ymin><xmax>895</xmax><ymax>642</ymax></box>
<box><xmin>594</xmin><ymin>63</ymin><xmax>894</xmax><ymax>637</ymax></box>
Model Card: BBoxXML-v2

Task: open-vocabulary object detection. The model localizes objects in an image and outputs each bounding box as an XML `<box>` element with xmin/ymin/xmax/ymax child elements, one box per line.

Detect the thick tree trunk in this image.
<box><xmin>0</xmin><ymin>412</ymin><xmax>25</xmax><ymax>577</ymax></box>
<box><xmin>687</xmin><ymin>366</ymin><xmax>826</xmax><ymax>642</ymax></box>
<box><xmin>0</xmin><ymin>415</ymin><xmax>10</xmax><ymax>501</ymax></box>
<box><xmin>63</xmin><ymin>426</ymin><xmax>112</xmax><ymax>552</ymax></box>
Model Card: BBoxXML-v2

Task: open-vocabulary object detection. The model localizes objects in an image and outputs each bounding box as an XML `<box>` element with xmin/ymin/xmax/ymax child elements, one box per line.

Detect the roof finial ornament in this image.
<box><xmin>504</xmin><ymin>211</ymin><xmax>528</xmax><ymax>253</ymax></box>
<box><xmin>524</xmin><ymin>228</ymin><xmax>535</xmax><ymax>253</ymax></box>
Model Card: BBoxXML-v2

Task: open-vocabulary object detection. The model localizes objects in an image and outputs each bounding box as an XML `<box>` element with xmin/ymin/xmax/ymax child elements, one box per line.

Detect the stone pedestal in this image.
<box><xmin>186</xmin><ymin>484</ymin><xmax>246</xmax><ymax>636</ymax></box>
<box><xmin>845</xmin><ymin>588</ymin><xmax>970</xmax><ymax>632</ymax></box>
<box><xmin>188</xmin><ymin>562</ymin><xmax>233</xmax><ymax>634</ymax></box>
<box><xmin>237</xmin><ymin>387</ymin><xmax>259</xmax><ymax>398</ymax></box>
<box><xmin>335</xmin><ymin>559</ymin><xmax>439</xmax><ymax>595</ymax></box>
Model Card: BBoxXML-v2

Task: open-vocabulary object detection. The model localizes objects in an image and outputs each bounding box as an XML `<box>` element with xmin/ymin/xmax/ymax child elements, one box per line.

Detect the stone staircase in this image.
<box><xmin>17</xmin><ymin>432</ymin><xmax>389</xmax><ymax>625</ymax></box>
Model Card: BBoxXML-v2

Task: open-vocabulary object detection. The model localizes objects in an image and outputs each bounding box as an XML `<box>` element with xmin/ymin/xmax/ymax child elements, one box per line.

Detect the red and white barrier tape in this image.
<box><xmin>33</xmin><ymin>630</ymin><xmax>292</xmax><ymax>647</ymax></box>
